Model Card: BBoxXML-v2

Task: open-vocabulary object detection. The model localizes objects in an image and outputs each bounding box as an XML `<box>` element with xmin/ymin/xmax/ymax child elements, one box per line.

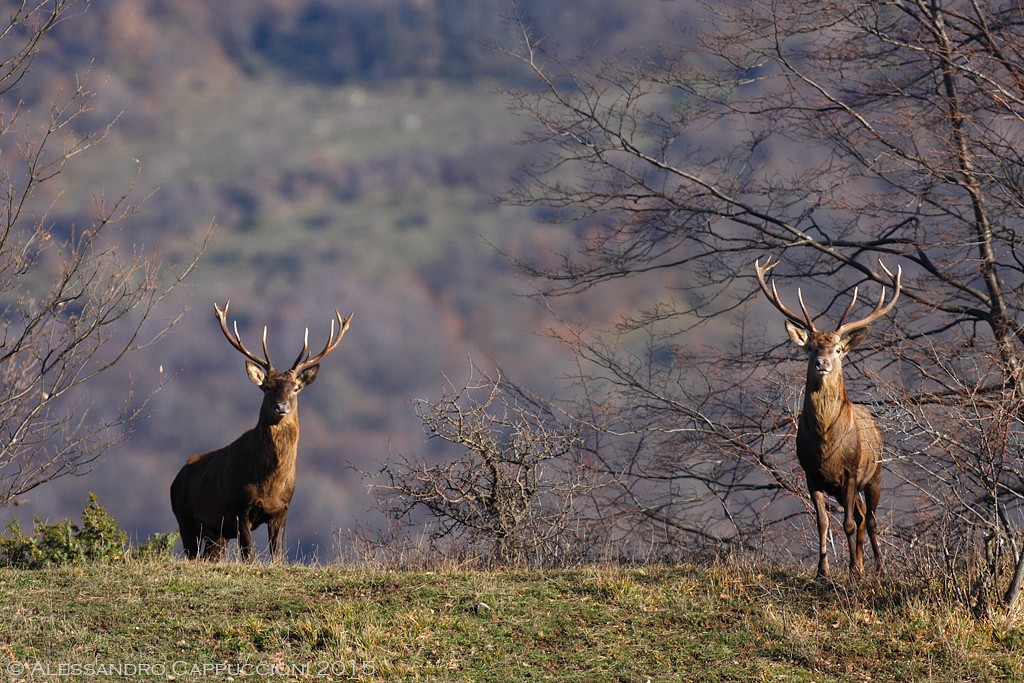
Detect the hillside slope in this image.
<box><xmin>3</xmin><ymin>560</ymin><xmax>1021</xmax><ymax>682</ymax></box>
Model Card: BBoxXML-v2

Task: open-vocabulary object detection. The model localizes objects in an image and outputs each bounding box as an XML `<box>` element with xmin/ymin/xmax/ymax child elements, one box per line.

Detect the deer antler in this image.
<box><xmin>290</xmin><ymin>310</ymin><xmax>352</xmax><ymax>373</ymax></box>
<box><xmin>215</xmin><ymin>301</ymin><xmax>274</xmax><ymax>370</ymax></box>
<box><xmin>754</xmin><ymin>257</ymin><xmax>817</xmax><ymax>331</ymax></box>
<box><xmin>834</xmin><ymin>260</ymin><xmax>901</xmax><ymax>337</ymax></box>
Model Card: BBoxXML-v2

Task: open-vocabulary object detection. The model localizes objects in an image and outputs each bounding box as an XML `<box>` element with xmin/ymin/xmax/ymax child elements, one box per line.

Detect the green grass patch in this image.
<box><xmin>2</xmin><ymin>561</ymin><xmax>1023</xmax><ymax>681</ymax></box>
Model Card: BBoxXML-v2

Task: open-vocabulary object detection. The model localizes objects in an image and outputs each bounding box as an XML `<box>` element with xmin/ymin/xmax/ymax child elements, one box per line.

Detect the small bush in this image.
<box><xmin>0</xmin><ymin>493</ymin><xmax>135</xmax><ymax>568</ymax></box>
<box><xmin>134</xmin><ymin>532</ymin><xmax>180</xmax><ymax>560</ymax></box>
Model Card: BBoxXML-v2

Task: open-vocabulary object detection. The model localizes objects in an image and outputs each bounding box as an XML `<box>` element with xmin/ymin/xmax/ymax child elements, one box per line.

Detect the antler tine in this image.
<box><xmin>835</xmin><ymin>260</ymin><xmax>902</xmax><ymax>337</ymax></box>
<box><xmin>215</xmin><ymin>301</ymin><xmax>272</xmax><ymax>369</ymax></box>
<box><xmin>290</xmin><ymin>327</ymin><xmax>310</xmax><ymax>370</ymax></box>
<box><xmin>879</xmin><ymin>259</ymin><xmax>900</xmax><ymax>284</ymax></box>
<box><xmin>834</xmin><ymin>286</ymin><xmax>860</xmax><ymax>330</ymax></box>
<box><xmin>261</xmin><ymin>326</ymin><xmax>274</xmax><ymax>371</ymax></box>
<box><xmin>291</xmin><ymin>310</ymin><xmax>352</xmax><ymax>372</ymax></box>
<box><xmin>795</xmin><ymin>288</ymin><xmax>816</xmax><ymax>330</ymax></box>
<box><xmin>754</xmin><ymin>257</ymin><xmax>817</xmax><ymax>331</ymax></box>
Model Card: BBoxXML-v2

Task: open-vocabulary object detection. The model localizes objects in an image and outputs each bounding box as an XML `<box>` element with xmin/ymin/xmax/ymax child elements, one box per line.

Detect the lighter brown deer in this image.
<box><xmin>755</xmin><ymin>258</ymin><xmax>900</xmax><ymax>578</ymax></box>
<box><xmin>170</xmin><ymin>302</ymin><xmax>351</xmax><ymax>561</ymax></box>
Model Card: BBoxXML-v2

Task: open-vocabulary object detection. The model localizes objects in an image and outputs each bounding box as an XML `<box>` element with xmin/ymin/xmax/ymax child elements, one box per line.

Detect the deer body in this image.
<box><xmin>170</xmin><ymin>390</ymin><xmax>302</xmax><ymax>560</ymax></box>
<box><xmin>756</xmin><ymin>258</ymin><xmax>898</xmax><ymax>578</ymax></box>
<box><xmin>170</xmin><ymin>303</ymin><xmax>349</xmax><ymax>561</ymax></box>
<box><xmin>794</xmin><ymin>332</ymin><xmax>884</xmax><ymax>578</ymax></box>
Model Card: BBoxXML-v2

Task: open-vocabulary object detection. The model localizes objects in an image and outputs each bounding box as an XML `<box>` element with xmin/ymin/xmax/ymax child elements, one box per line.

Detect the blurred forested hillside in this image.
<box><xmin>3</xmin><ymin>0</ymin><xmax>697</xmax><ymax>558</ymax></box>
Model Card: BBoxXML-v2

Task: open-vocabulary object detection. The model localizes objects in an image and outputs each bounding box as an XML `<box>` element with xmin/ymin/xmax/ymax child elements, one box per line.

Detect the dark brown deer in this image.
<box><xmin>170</xmin><ymin>302</ymin><xmax>351</xmax><ymax>561</ymax></box>
<box><xmin>755</xmin><ymin>257</ymin><xmax>900</xmax><ymax>578</ymax></box>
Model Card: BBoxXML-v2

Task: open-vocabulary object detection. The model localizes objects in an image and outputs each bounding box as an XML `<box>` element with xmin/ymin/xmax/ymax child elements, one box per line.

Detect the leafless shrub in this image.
<box><xmin>370</xmin><ymin>364</ymin><xmax>609</xmax><ymax>567</ymax></box>
<box><xmin>880</xmin><ymin>346</ymin><xmax>1024</xmax><ymax>615</ymax></box>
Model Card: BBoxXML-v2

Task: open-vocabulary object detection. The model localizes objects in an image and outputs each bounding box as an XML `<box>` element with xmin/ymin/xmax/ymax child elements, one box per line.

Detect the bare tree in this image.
<box><xmin>504</xmin><ymin>0</ymin><xmax>1024</xmax><ymax>606</ymax></box>
<box><xmin>0</xmin><ymin>0</ymin><xmax>203</xmax><ymax>507</ymax></box>
<box><xmin>373</xmin><ymin>364</ymin><xmax>608</xmax><ymax>567</ymax></box>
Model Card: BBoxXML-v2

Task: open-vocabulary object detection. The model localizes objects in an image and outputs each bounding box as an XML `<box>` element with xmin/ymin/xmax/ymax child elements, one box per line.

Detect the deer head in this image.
<box><xmin>215</xmin><ymin>302</ymin><xmax>352</xmax><ymax>424</ymax></box>
<box><xmin>754</xmin><ymin>258</ymin><xmax>901</xmax><ymax>384</ymax></box>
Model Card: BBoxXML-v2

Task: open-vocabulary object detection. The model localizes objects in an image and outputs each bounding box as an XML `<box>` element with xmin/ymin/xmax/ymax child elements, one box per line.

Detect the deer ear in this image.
<box><xmin>842</xmin><ymin>327</ymin><xmax>870</xmax><ymax>352</ymax></box>
<box><xmin>784</xmin><ymin>320</ymin><xmax>809</xmax><ymax>348</ymax></box>
<box><xmin>245</xmin><ymin>361</ymin><xmax>266</xmax><ymax>386</ymax></box>
<box><xmin>296</xmin><ymin>364</ymin><xmax>320</xmax><ymax>389</ymax></box>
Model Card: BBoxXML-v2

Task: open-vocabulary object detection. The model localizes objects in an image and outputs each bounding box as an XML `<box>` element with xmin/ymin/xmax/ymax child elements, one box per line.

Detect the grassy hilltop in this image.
<box><xmin>2</xmin><ymin>560</ymin><xmax>1023</xmax><ymax>682</ymax></box>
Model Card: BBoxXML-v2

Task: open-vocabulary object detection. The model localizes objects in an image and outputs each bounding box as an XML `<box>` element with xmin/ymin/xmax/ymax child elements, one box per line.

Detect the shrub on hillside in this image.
<box><xmin>0</xmin><ymin>493</ymin><xmax>176</xmax><ymax>568</ymax></box>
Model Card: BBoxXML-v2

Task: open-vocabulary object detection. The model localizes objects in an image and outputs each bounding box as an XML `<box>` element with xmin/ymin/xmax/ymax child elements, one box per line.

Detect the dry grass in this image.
<box><xmin>1</xmin><ymin>559</ymin><xmax>1023</xmax><ymax>682</ymax></box>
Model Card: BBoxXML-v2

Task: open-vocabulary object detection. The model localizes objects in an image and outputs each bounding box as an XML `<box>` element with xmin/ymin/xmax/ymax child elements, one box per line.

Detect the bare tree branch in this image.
<box><xmin>0</xmin><ymin>0</ymin><xmax>205</xmax><ymax>506</ymax></box>
<box><xmin>501</xmin><ymin>0</ymin><xmax>1024</xmax><ymax>608</ymax></box>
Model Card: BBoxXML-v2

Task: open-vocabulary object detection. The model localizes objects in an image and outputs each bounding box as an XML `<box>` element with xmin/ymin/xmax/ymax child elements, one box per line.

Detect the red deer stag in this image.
<box><xmin>755</xmin><ymin>257</ymin><xmax>900</xmax><ymax>578</ymax></box>
<box><xmin>170</xmin><ymin>302</ymin><xmax>351</xmax><ymax>561</ymax></box>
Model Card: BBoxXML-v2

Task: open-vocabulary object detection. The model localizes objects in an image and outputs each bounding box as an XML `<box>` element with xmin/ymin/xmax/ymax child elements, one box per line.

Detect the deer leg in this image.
<box><xmin>267</xmin><ymin>516</ymin><xmax>287</xmax><ymax>562</ymax></box>
<box><xmin>855</xmin><ymin>496</ymin><xmax>868</xmax><ymax>571</ymax></box>
<box><xmin>843</xmin><ymin>485</ymin><xmax>864</xmax><ymax>575</ymax></box>
<box><xmin>178</xmin><ymin>523</ymin><xmax>200</xmax><ymax>560</ymax></box>
<box><xmin>864</xmin><ymin>478</ymin><xmax>883</xmax><ymax>571</ymax></box>
<box><xmin>810</xmin><ymin>489</ymin><xmax>831</xmax><ymax>578</ymax></box>
<box><xmin>238</xmin><ymin>519</ymin><xmax>255</xmax><ymax>562</ymax></box>
<box><xmin>201</xmin><ymin>536</ymin><xmax>226</xmax><ymax>561</ymax></box>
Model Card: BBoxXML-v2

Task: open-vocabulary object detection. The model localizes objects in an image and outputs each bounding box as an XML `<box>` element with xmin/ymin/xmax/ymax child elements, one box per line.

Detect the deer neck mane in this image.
<box><xmin>802</xmin><ymin>369</ymin><xmax>850</xmax><ymax>435</ymax></box>
<box><xmin>254</xmin><ymin>413</ymin><xmax>300</xmax><ymax>470</ymax></box>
